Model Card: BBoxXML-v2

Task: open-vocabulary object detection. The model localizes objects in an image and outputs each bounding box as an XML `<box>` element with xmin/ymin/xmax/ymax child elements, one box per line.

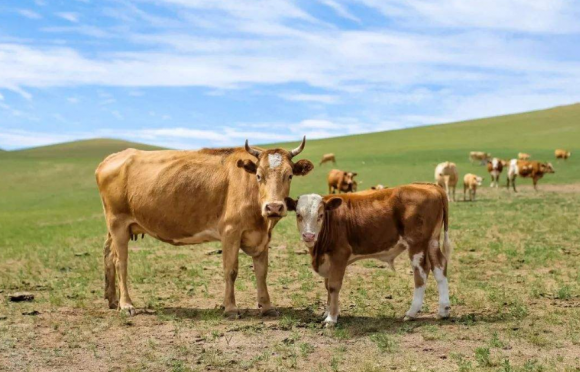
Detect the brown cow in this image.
<box><xmin>555</xmin><ymin>149</ymin><xmax>571</xmax><ymax>160</ymax></box>
<box><xmin>434</xmin><ymin>162</ymin><xmax>458</xmax><ymax>202</ymax></box>
<box><xmin>463</xmin><ymin>173</ymin><xmax>483</xmax><ymax>201</ymax></box>
<box><xmin>486</xmin><ymin>158</ymin><xmax>504</xmax><ymax>188</ymax></box>
<box><xmin>469</xmin><ymin>151</ymin><xmax>491</xmax><ymax>165</ymax></box>
<box><xmin>285</xmin><ymin>183</ymin><xmax>452</xmax><ymax>326</ymax></box>
<box><xmin>319</xmin><ymin>153</ymin><xmax>337</xmax><ymax>166</ymax></box>
<box><xmin>507</xmin><ymin>159</ymin><xmax>555</xmax><ymax>192</ymax></box>
<box><xmin>370</xmin><ymin>184</ymin><xmax>386</xmax><ymax>190</ymax></box>
<box><xmin>518</xmin><ymin>152</ymin><xmax>531</xmax><ymax>160</ymax></box>
<box><xmin>96</xmin><ymin>138</ymin><xmax>313</xmax><ymax>316</ymax></box>
<box><xmin>327</xmin><ymin>169</ymin><xmax>358</xmax><ymax>194</ymax></box>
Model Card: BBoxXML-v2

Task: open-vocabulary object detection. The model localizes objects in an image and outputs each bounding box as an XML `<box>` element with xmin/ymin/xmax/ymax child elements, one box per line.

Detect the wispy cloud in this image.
<box><xmin>281</xmin><ymin>93</ymin><xmax>339</xmax><ymax>104</ymax></box>
<box><xmin>56</xmin><ymin>12</ymin><xmax>80</xmax><ymax>23</ymax></box>
<box><xmin>320</xmin><ymin>0</ymin><xmax>360</xmax><ymax>23</ymax></box>
<box><xmin>17</xmin><ymin>9</ymin><xmax>42</xmax><ymax>20</ymax></box>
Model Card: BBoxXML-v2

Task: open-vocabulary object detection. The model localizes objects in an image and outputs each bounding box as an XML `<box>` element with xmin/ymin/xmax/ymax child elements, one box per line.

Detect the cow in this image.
<box><xmin>469</xmin><ymin>151</ymin><xmax>491</xmax><ymax>165</ymax></box>
<box><xmin>319</xmin><ymin>153</ymin><xmax>337</xmax><ymax>166</ymax></box>
<box><xmin>518</xmin><ymin>152</ymin><xmax>531</xmax><ymax>161</ymax></box>
<box><xmin>486</xmin><ymin>158</ymin><xmax>504</xmax><ymax>188</ymax></box>
<box><xmin>435</xmin><ymin>162</ymin><xmax>458</xmax><ymax>202</ymax></box>
<box><xmin>507</xmin><ymin>159</ymin><xmax>555</xmax><ymax>192</ymax></box>
<box><xmin>285</xmin><ymin>183</ymin><xmax>452</xmax><ymax>326</ymax></box>
<box><xmin>555</xmin><ymin>149</ymin><xmax>571</xmax><ymax>160</ymax></box>
<box><xmin>327</xmin><ymin>169</ymin><xmax>358</xmax><ymax>194</ymax></box>
<box><xmin>371</xmin><ymin>184</ymin><xmax>386</xmax><ymax>190</ymax></box>
<box><xmin>95</xmin><ymin>138</ymin><xmax>314</xmax><ymax>316</ymax></box>
<box><xmin>463</xmin><ymin>173</ymin><xmax>483</xmax><ymax>201</ymax></box>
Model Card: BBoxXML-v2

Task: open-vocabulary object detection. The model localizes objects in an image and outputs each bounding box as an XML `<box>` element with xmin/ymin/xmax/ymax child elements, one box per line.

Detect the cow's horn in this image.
<box><xmin>245</xmin><ymin>139</ymin><xmax>262</xmax><ymax>158</ymax></box>
<box><xmin>290</xmin><ymin>136</ymin><xmax>306</xmax><ymax>158</ymax></box>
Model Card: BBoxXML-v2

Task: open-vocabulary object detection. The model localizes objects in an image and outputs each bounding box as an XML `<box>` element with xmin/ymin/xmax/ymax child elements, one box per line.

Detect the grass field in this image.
<box><xmin>1</xmin><ymin>104</ymin><xmax>579</xmax><ymax>371</ymax></box>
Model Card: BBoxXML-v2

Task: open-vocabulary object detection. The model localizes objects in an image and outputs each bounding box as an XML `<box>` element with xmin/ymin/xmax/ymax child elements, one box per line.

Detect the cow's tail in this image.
<box><xmin>441</xmin><ymin>191</ymin><xmax>452</xmax><ymax>267</ymax></box>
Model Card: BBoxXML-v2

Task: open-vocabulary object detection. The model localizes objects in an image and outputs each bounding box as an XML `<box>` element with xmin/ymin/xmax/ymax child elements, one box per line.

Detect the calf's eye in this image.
<box><xmin>257</xmin><ymin>174</ymin><xmax>262</xmax><ymax>182</ymax></box>
<box><xmin>288</xmin><ymin>175</ymin><xmax>293</xmax><ymax>180</ymax></box>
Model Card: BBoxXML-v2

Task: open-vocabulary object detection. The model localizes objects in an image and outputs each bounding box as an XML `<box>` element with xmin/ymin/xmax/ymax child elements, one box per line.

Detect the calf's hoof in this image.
<box><xmin>120</xmin><ymin>304</ymin><xmax>136</xmax><ymax>316</ymax></box>
<box><xmin>108</xmin><ymin>300</ymin><xmax>119</xmax><ymax>310</ymax></box>
<box><xmin>323</xmin><ymin>320</ymin><xmax>337</xmax><ymax>328</ymax></box>
<box><xmin>437</xmin><ymin>305</ymin><xmax>451</xmax><ymax>319</ymax></box>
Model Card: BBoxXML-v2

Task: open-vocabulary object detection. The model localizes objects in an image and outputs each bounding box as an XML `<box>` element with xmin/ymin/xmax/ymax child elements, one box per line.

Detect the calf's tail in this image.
<box><xmin>442</xmin><ymin>192</ymin><xmax>452</xmax><ymax>266</ymax></box>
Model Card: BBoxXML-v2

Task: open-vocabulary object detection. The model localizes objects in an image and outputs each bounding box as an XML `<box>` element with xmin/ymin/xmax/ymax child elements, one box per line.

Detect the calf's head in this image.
<box><xmin>237</xmin><ymin>137</ymin><xmax>314</xmax><ymax>218</ymax></box>
<box><xmin>285</xmin><ymin>194</ymin><xmax>342</xmax><ymax>247</ymax></box>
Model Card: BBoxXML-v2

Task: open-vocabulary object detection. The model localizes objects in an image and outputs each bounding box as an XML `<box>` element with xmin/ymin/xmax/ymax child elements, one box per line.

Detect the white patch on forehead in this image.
<box><xmin>296</xmin><ymin>194</ymin><xmax>323</xmax><ymax>216</ymax></box>
<box><xmin>268</xmin><ymin>153</ymin><xmax>282</xmax><ymax>168</ymax></box>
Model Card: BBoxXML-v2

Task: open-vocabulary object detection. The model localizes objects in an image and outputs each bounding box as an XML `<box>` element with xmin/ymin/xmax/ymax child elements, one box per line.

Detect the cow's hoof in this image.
<box><xmin>260</xmin><ymin>308</ymin><xmax>279</xmax><ymax>317</ymax></box>
<box><xmin>108</xmin><ymin>300</ymin><xmax>119</xmax><ymax>310</ymax></box>
<box><xmin>223</xmin><ymin>310</ymin><xmax>241</xmax><ymax>319</ymax></box>
<box><xmin>403</xmin><ymin>315</ymin><xmax>417</xmax><ymax>322</ymax></box>
<box><xmin>120</xmin><ymin>304</ymin><xmax>136</xmax><ymax>316</ymax></box>
<box><xmin>438</xmin><ymin>305</ymin><xmax>451</xmax><ymax>319</ymax></box>
<box><xmin>323</xmin><ymin>321</ymin><xmax>337</xmax><ymax>328</ymax></box>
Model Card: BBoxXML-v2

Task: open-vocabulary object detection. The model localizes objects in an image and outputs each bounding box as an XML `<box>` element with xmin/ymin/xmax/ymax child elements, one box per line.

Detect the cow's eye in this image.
<box><xmin>256</xmin><ymin>174</ymin><xmax>262</xmax><ymax>182</ymax></box>
<box><xmin>318</xmin><ymin>214</ymin><xmax>323</xmax><ymax>220</ymax></box>
<box><xmin>288</xmin><ymin>175</ymin><xmax>293</xmax><ymax>181</ymax></box>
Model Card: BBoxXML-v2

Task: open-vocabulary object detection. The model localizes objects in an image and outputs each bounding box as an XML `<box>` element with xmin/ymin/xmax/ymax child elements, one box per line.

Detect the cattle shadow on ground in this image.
<box><xmin>155</xmin><ymin>306</ymin><xmax>508</xmax><ymax>337</ymax></box>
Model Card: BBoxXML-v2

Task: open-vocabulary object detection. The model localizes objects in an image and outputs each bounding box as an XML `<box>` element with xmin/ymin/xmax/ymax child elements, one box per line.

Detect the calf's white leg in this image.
<box><xmin>405</xmin><ymin>251</ymin><xmax>428</xmax><ymax>320</ymax></box>
<box><xmin>433</xmin><ymin>267</ymin><xmax>451</xmax><ymax>318</ymax></box>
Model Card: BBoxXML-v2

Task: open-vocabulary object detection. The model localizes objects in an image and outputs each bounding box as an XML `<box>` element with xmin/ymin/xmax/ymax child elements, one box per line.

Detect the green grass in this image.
<box><xmin>1</xmin><ymin>104</ymin><xmax>580</xmax><ymax>371</ymax></box>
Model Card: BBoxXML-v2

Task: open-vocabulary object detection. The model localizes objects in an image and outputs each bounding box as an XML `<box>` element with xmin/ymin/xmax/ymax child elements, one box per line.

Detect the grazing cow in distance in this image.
<box><xmin>507</xmin><ymin>159</ymin><xmax>555</xmax><ymax>192</ymax></box>
<box><xmin>285</xmin><ymin>183</ymin><xmax>452</xmax><ymax>326</ymax></box>
<box><xmin>95</xmin><ymin>137</ymin><xmax>314</xmax><ymax>316</ymax></box>
<box><xmin>555</xmin><ymin>149</ymin><xmax>571</xmax><ymax>160</ymax></box>
<box><xmin>371</xmin><ymin>184</ymin><xmax>386</xmax><ymax>190</ymax></box>
<box><xmin>435</xmin><ymin>162</ymin><xmax>458</xmax><ymax>202</ymax></box>
<box><xmin>486</xmin><ymin>158</ymin><xmax>504</xmax><ymax>188</ymax></box>
<box><xmin>469</xmin><ymin>151</ymin><xmax>491</xmax><ymax>165</ymax></box>
<box><xmin>518</xmin><ymin>152</ymin><xmax>531</xmax><ymax>160</ymax></box>
<box><xmin>319</xmin><ymin>153</ymin><xmax>337</xmax><ymax>166</ymax></box>
<box><xmin>463</xmin><ymin>173</ymin><xmax>483</xmax><ymax>201</ymax></box>
<box><xmin>328</xmin><ymin>169</ymin><xmax>358</xmax><ymax>194</ymax></box>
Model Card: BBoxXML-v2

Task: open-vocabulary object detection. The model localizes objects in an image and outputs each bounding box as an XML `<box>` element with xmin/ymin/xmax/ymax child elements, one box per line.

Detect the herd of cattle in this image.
<box><xmin>95</xmin><ymin>139</ymin><xmax>569</xmax><ymax>326</ymax></box>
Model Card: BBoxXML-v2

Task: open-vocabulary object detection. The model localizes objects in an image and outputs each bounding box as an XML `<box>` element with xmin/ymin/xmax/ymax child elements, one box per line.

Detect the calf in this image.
<box><xmin>463</xmin><ymin>173</ymin><xmax>483</xmax><ymax>201</ymax></box>
<box><xmin>327</xmin><ymin>169</ymin><xmax>358</xmax><ymax>194</ymax></box>
<box><xmin>518</xmin><ymin>152</ymin><xmax>531</xmax><ymax>161</ymax></box>
<box><xmin>434</xmin><ymin>162</ymin><xmax>458</xmax><ymax>202</ymax></box>
<box><xmin>371</xmin><ymin>184</ymin><xmax>386</xmax><ymax>190</ymax></box>
<box><xmin>555</xmin><ymin>149</ymin><xmax>571</xmax><ymax>160</ymax></box>
<box><xmin>285</xmin><ymin>183</ymin><xmax>452</xmax><ymax>326</ymax></box>
<box><xmin>469</xmin><ymin>151</ymin><xmax>491</xmax><ymax>165</ymax></box>
<box><xmin>486</xmin><ymin>158</ymin><xmax>504</xmax><ymax>188</ymax></box>
<box><xmin>319</xmin><ymin>153</ymin><xmax>337</xmax><ymax>166</ymax></box>
<box><xmin>507</xmin><ymin>159</ymin><xmax>555</xmax><ymax>192</ymax></box>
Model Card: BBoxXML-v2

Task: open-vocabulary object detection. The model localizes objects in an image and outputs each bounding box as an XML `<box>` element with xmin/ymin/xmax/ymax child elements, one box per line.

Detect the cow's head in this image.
<box><xmin>237</xmin><ymin>137</ymin><xmax>314</xmax><ymax>219</ymax></box>
<box><xmin>285</xmin><ymin>194</ymin><xmax>342</xmax><ymax>248</ymax></box>
<box><xmin>341</xmin><ymin>172</ymin><xmax>357</xmax><ymax>190</ymax></box>
<box><xmin>541</xmin><ymin>162</ymin><xmax>555</xmax><ymax>174</ymax></box>
<box><xmin>475</xmin><ymin>176</ymin><xmax>483</xmax><ymax>186</ymax></box>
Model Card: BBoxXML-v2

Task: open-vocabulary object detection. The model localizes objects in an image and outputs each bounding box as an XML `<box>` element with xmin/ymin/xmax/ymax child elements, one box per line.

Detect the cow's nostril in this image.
<box><xmin>266</xmin><ymin>203</ymin><xmax>284</xmax><ymax>214</ymax></box>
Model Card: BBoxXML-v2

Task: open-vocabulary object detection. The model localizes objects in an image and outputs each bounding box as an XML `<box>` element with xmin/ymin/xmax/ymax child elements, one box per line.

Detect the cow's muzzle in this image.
<box><xmin>302</xmin><ymin>232</ymin><xmax>316</xmax><ymax>243</ymax></box>
<box><xmin>264</xmin><ymin>202</ymin><xmax>286</xmax><ymax>218</ymax></box>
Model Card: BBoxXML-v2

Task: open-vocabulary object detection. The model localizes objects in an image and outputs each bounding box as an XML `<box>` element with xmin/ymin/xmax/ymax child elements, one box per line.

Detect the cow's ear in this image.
<box><xmin>371</xmin><ymin>186</ymin><xmax>377</xmax><ymax>190</ymax></box>
<box><xmin>325</xmin><ymin>197</ymin><xmax>342</xmax><ymax>211</ymax></box>
<box><xmin>352</xmin><ymin>172</ymin><xmax>358</xmax><ymax>177</ymax></box>
<box><xmin>284</xmin><ymin>197</ymin><xmax>297</xmax><ymax>211</ymax></box>
<box><xmin>237</xmin><ymin>159</ymin><xmax>257</xmax><ymax>174</ymax></box>
<box><xmin>293</xmin><ymin>159</ymin><xmax>314</xmax><ymax>176</ymax></box>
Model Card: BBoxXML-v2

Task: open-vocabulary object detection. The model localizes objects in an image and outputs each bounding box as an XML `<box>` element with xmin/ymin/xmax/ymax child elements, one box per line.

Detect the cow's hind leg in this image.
<box><xmin>110</xmin><ymin>224</ymin><xmax>134</xmax><ymax>315</ymax></box>
<box><xmin>103</xmin><ymin>232</ymin><xmax>118</xmax><ymax>309</ymax></box>
<box><xmin>252</xmin><ymin>247</ymin><xmax>276</xmax><ymax>316</ymax></box>
<box><xmin>428</xmin><ymin>239</ymin><xmax>451</xmax><ymax>319</ymax></box>
<box><xmin>405</xmin><ymin>245</ymin><xmax>430</xmax><ymax>320</ymax></box>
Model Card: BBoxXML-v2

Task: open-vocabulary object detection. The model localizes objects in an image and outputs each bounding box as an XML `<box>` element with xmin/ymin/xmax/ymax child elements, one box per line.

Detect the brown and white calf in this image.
<box><xmin>469</xmin><ymin>151</ymin><xmax>491</xmax><ymax>165</ymax></box>
<box><xmin>285</xmin><ymin>184</ymin><xmax>452</xmax><ymax>326</ymax></box>
<box><xmin>319</xmin><ymin>153</ymin><xmax>337</xmax><ymax>166</ymax></box>
<box><xmin>486</xmin><ymin>158</ymin><xmax>504</xmax><ymax>188</ymax></box>
<box><xmin>435</xmin><ymin>162</ymin><xmax>458</xmax><ymax>202</ymax></box>
<box><xmin>463</xmin><ymin>173</ymin><xmax>483</xmax><ymax>201</ymax></box>
<box><xmin>507</xmin><ymin>159</ymin><xmax>555</xmax><ymax>192</ymax></box>
<box><xmin>518</xmin><ymin>152</ymin><xmax>531</xmax><ymax>161</ymax></box>
<box><xmin>327</xmin><ymin>169</ymin><xmax>358</xmax><ymax>194</ymax></box>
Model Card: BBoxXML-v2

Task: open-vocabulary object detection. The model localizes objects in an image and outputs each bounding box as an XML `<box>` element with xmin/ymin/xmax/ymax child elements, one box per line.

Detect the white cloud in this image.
<box><xmin>0</xmin><ymin>93</ymin><xmax>3</xmax><ymax>101</ymax></box>
<box><xmin>0</xmin><ymin>129</ymin><xmax>84</xmax><ymax>150</ymax></box>
<box><xmin>281</xmin><ymin>93</ymin><xmax>339</xmax><ymax>104</ymax></box>
<box><xmin>17</xmin><ymin>9</ymin><xmax>42</xmax><ymax>20</ymax></box>
<box><xmin>67</xmin><ymin>97</ymin><xmax>79</xmax><ymax>104</ymax></box>
<box><xmin>56</xmin><ymin>12</ymin><xmax>80</xmax><ymax>23</ymax></box>
<box><xmin>320</xmin><ymin>0</ymin><xmax>360</xmax><ymax>23</ymax></box>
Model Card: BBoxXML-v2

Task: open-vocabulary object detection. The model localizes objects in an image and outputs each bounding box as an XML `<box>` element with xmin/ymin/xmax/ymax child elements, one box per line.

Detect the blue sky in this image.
<box><xmin>1</xmin><ymin>0</ymin><xmax>580</xmax><ymax>150</ymax></box>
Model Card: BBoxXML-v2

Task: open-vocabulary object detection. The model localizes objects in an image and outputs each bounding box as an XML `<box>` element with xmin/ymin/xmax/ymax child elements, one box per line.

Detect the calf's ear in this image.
<box><xmin>284</xmin><ymin>197</ymin><xmax>297</xmax><ymax>211</ymax></box>
<box><xmin>352</xmin><ymin>172</ymin><xmax>358</xmax><ymax>177</ymax></box>
<box><xmin>325</xmin><ymin>197</ymin><xmax>342</xmax><ymax>211</ymax></box>
<box><xmin>293</xmin><ymin>159</ymin><xmax>314</xmax><ymax>176</ymax></box>
<box><xmin>237</xmin><ymin>159</ymin><xmax>257</xmax><ymax>174</ymax></box>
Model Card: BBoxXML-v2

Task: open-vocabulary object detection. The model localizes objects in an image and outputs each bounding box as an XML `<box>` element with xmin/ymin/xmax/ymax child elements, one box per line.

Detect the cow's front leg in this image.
<box><xmin>322</xmin><ymin>278</ymin><xmax>330</xmax><ymax>319</ymax></box>
<box><xmin>324</xmin><ymin>261</ymin><xmax>346</xmax><ymax>327</ymax></box>
<box><xmin>221</xmin><ymin>233</ymin><xmax>241</xmax><ymax>318</ymax></box>
<box><xmin>252</xmin><ymin>247</ymin><xmax>276</xmax><ymax>316</ymax></box>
